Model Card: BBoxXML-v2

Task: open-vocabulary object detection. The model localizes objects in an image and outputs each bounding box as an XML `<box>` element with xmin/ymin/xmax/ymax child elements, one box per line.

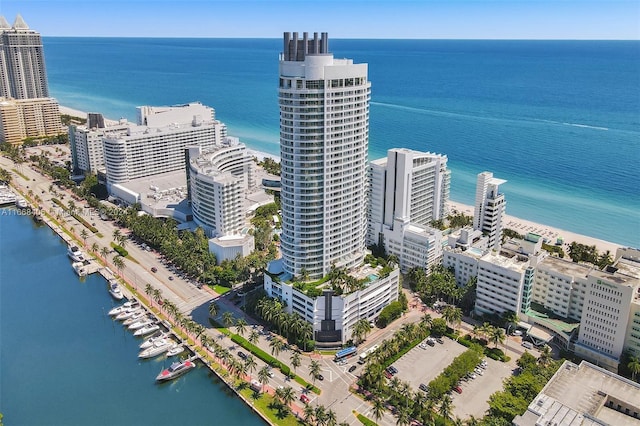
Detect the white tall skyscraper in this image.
<box><xmin>473</xmin><ymin>171</ymin><xmax>507</xmax><ymax>250</ymax></box>
<box><xmin>279</xmin><ymin>32</ymin><xmax>370</xmax><ymax>279</ymax></box>
<box><xmin>0</xmin><ymin>15</ymin><xmax>49</xmax><ymax>99</ymax></box>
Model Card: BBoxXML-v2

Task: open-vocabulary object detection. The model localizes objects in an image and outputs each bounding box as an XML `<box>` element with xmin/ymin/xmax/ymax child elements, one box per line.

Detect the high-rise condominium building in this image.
<box><xmin>0</xmin><ymin>97</ymin><xmax>62</xmax><ymax>144</ymax></box>
<box><xmin>0</xmin><ymin>15</ymin><xmax>49</xmax><ymax>99</ymax></box>
<box><xmin>473</xmin><ymin>171</ymin><xmax>507</xmax><ymax>250</ymax></box>
<box><xmin>279</xmin><ymin>32</ymin><xmax>370</xmax><ymax>279</ymax></box>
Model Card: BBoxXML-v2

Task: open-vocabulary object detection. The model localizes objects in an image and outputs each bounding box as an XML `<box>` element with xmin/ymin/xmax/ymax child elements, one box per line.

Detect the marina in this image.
<box><xmin>0</xmin><ymin>207</ymin><xmax>266</xmax><ymax>426</ymax></box>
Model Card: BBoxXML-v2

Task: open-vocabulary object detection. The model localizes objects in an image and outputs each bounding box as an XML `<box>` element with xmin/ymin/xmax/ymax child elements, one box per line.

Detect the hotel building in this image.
<box><xmin>473</xmin><ymin>171</ymin><xmax>507</xmax><ymax>250</ymax></box>
<box><xmin>264</xmin><ymin>32</ymin><xmax>399</xmax><ymax>345</ymax></box>
<box><xmin>367</xmin><ymin>148</ymin><xmax>449</xmax><ymax>273</ymax></box>
<box><xmin>69</xmin><ymin>115</ymin><xmax>129</xmax><ymax>174</ymax></box>
<box><xmin>103</xmin><ymin>103</ymin><xmax>226</xmax><ymax>188</ymax></box>
<box><xmin>188</xmin><ymin>138</ymin><xmax>256</xmax><ymax>238</ymax></box>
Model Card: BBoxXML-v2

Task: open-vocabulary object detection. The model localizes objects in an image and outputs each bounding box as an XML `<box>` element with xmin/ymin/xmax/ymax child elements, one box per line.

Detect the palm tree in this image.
<box><xmin>257</xmin><ymin>366</ymin><xmax>270</xmax><ymax>393</ymax></box>
<box><xmin>248</xmin><ymin>329</ymin><xmax>259</xmax><ymax>346</ymax></box>
<box><xmin>628</xmin><ymin>356</ymin><xmax>640</xmax><ymax>382</ymax></box>
<box><xmin>235</xmin><ymin>318</ymin><xmax>247</xmax><ymax>337</ymax></box>
<box><xmin>152</xmin><ymin>288</ymin><xmax>162</xmax><ymax>305</ymax></box>
<box><xmin>290</xmin><ymin>350</ymin><xmax>301</xmax><ymax>375</ymax></box>
<box><xmin>439</xmin><ymin>394</ymin><xmax>453</xmax><ymax>422</ymax></box>
<box><xmin>372</xmin><ymin>398</ymin><xmax>385</xmax><ymax>425</ymax></box>
<box><xmin>420</xmin><ymin>313</ymin><xmax>433</xmax><ymax>330</ymax></box>
<box><xmin>222</xmin><ymin>311</ymin><xmax>234</xmax><ymax>329</ymax></box>
<box><xmin>309</xmin><ymin>360</ymin><xmax>321</xmax><ymax>385</ymax></box>
<box><xmin>465</xmin><ymin>416</ymin><xmax>479</xmax><ymax>426</ymax></box>
<box><xmin>325</xmin><ymin>409</ymin><xmax>337</xmax><ymax>426</ymax></box>
<box><xmin>280</xmin><ymin>386</ymin><xmax>296</xmax><ymax>410</ymax></box>
<box><xmin>244</xmin><ymin>355</ymin><xmax>257</xmax><ymax>380</ymax></box>
<box><xmin>269</xmin><ymin>338</ymin><xmax>284</xmax><ymax>358</ymax></box>
<box><xmin>303</xmin><ymin>404</ymin><xmax>315</xmax><ymax>424</ymax></box>
<box><xmin>91</xmin><ymin>242</ymin><xmax>99</xmax><ymax>254</ymax></box>
<box><xmin>112</xmin><ymin>229</ymin><xmax>121</xmax><ymax>242</ymax></box>
<box><xmin>80</xmin><ymin>229</ymin><xmax>89</xmax><ymax>246</ymax></box>
<box><xmin>208</xmin><ymin>301</ymin><xmax>219</xmax><ymax>319</ymax></box>
<box><xmin>395</xmin><ymin>405</ymin><xmax>411</xmax><ymax>426</ymax></box>
<box><xmin>112</xmin><ymin>255</ymin><xmax>125</xmax><ymax>274</ymax></box>
<box><xmin>442</xmin><ymin>305</ymin><xmax>462</xmax><ymax>331</ymax></box>
<box><xmin>538</xmin><ymin>344</ymin><xmax>553</xmax><ymax>366</ymax></box>
<box><xmin>353</xmin><ymin>318</ymin><xmax>373</xmax><ymax>345</ymax></box>
<box><xmin>100</xmin><ymin>246</ymin><xmax>110</xmax><ymax>259</ymax></box>
<box><xmin>314</xmin><ymin>405</ymin><xmax>327</xmax><ymax>426</ymax></box>
<box><xmin>144</xmin><ymin>283</ymin><xmax>153</xmax><ymax>300</ymax></box>
<box><xmin>488</xmin><ymin>326</ymin><xmax>506</xmax><ymax>349</ymax></box>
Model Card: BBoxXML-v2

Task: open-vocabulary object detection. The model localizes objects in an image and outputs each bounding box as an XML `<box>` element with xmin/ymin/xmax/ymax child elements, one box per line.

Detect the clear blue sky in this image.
<box><xmin>0</xmin><ymin>0</ymin><xmax>638</xmax><ymax>39</ymax></box>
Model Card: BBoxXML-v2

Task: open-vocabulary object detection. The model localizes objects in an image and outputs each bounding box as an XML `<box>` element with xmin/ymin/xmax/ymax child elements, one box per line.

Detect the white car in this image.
<box><xmin>513</xmin><ymin>330</ymin><xmax>523</xmax><ymax>336</ymax></box>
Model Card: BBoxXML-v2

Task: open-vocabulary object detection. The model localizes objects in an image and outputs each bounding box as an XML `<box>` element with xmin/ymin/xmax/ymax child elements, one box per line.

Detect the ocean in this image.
<box><xmin>42</xmin><ymin>38</ymin><xmax>640</xmax><ymax>247</ymax></box>
<box><xmin>0</xmin><ymin>209</ymin><xmax>265</xmax><ymax>426</ymax></box>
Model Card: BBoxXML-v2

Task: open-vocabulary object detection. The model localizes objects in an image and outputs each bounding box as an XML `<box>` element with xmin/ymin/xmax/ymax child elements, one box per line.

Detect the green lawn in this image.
<box><xmin>212</xmin><ymin>284</ymin><xmax>232</xmax><ymax>295</ymax></box>
<box><xmin>237</xmin><ymin>387</ymin><xmax>301</xmax><ymax>426</ymax></box>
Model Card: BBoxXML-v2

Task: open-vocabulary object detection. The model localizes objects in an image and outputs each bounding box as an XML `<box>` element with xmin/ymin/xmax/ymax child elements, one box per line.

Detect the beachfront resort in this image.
<box><xmin>1</xmin><ymin>21</ymin><xmax>639</xmax><ymax>426</ymax></box>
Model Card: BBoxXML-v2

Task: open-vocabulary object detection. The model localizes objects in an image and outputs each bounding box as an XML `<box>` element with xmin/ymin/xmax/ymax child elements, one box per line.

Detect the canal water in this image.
<box><xmin>0</xmin><ymin>208</ymin><xmax>265</xmax><ymax>426</ymax></box>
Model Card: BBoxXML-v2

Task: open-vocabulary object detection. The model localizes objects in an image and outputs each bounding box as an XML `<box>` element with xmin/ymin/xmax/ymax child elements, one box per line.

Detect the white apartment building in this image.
<box><xmin>367</xmin><ymin>148</ymin><xmax>449</xmax><ymax>272</ymax></box>
<box><xmin>443</xmin><ymin>227</ymin><xmax>488</xmax><ymax>287</ymax></box>
<box><xmin>475</xmin><ymin>251</ymin><xmax>535</xmax><ymax>316</ymax></box>
<box><xmin>264</xmin><ymin>258</ymin><xmax>400</xmax><ymax>344</ymax></box>
<box><xmin>69</xmin><ymin>118</ymin><xmax>129</xmax><ymax>174</ymax></box>
<box><xmin>532</xmin><ymin>256</ymin><xmax>594</xmax><ymax>321</ymax></box>
<box><xmin>188</xmin><ymin>138</ymin><xmax>255</xmax><ymax>238</ymax></box>
<box><xmin>473</xmin><ymin>171</ymin><xmax>507</xmax><ymax>250</ymax></box>
<box><xmin>103</xmin><ymin>103</ymin><xmax>226</xmax><ymax>189</ymax></box>
<box><xmin>0</xmin><ymin>15</ymin><xmax>49</xmax><ymax>100</ymax></box>
<box><xmin>278</xmin><ymin>31</ymin><xmax>370</xmax><ymax>279</ymax></box>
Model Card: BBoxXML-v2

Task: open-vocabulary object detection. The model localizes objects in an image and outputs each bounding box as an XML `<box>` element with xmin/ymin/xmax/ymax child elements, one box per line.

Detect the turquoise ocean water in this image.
<box><xmin>42</xmin><ymin>38</ymin><xmax>639</xmax><ymax>247</ymax></box>
<box><xmin>0</xmin><ymin>209</ymin><xmax>265</xmax><ymax>426</ymax></box>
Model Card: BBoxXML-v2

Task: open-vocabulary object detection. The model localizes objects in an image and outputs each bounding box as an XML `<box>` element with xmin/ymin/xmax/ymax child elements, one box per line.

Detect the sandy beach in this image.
<box><xmin>447</xmin><ymin>200</ymin><xmax>623</xmax><ymax>256</ymax></box>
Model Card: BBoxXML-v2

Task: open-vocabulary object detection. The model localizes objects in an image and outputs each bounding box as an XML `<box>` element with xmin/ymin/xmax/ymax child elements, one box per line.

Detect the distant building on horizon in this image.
<box><xmin>473</xmin><ymin>171</ymin><xmax>507</xmax><ymax>250</ymax></box>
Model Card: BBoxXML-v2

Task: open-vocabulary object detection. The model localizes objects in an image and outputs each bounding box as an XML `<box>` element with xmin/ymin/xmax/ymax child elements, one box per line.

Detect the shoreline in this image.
<box><xmin>447</xmin><ymin>200</ymin><xmax>623</xmax><ymax>256</ymax></box>
<box><xmin>57</xmin><ymin>104</ymin><xmax>627</xmax><ymax>254</ymax></box>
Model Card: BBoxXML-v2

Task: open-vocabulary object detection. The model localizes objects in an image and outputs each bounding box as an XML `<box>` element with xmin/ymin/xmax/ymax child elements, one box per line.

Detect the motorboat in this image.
<box><xmin>128</xmin><ymin>318</ymin><xmax>153</xmax><ymax>330</ymax></box>
<box><xmin>72</xmin><ymin>261</ymin><xmax>87</xmax><ymax>277</ymax></box>
<box><xmin>140</xmin><ymin>331</ymin><xmax>168</xmax><ymax>349</ymax></box>
<box><xmin>15</xmin><ymin>197</ymin><xmax>28</xmax><ymax>209</ymax></box>
<box><xmin>108</xmin><ymin>281</ymin><xmax>124</xmax><ymax>300</ymax></box>
<box><xmin>134</xmin><ymin>323</ymin><xmax>160</xmax><ymax>337</ymax></box>
<box><xmin>166</xmin><ymin>344</ymin><xmax>185</xmax><ymax>357</ymax></box>
<box><xmin>156</xmin><ymin>356</ymin><xmax>197</xmax><ymax>381</ymax></box>
<box><xmin>116</xmin><ymin>308</ymin><xmax>143</xmax><ymax>321</ymax></box>
<box><xmin>108</xmin><ymin>301</ymin><xmax>137</xmax><ymax>316</ymax></box>
<box><xmin>122</xmin><ymin>310</ymin><xmax>146</xmax><ymax>325</ymax></box>
<box><xmin>67</xmin><ymin>246</ymin><xmax>86</xmax><ymax>262</ymax></box>
<box><xmin>139</xmin><ymin>338</ymin><xmax>174</xmax><ymax>359</ymax></box>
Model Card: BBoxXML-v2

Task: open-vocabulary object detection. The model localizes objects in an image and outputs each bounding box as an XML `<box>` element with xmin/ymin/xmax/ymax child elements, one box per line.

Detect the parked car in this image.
<box><xmin>419</xmin><ymin>383</ymin><xmax>428</xmax><ymax>392</ymax></box>
<box><xmin>435</xmin><ymin>337</ymin><xmax>444</xmax><ymax>344</ymax></box>
<box><xmin>426</xmin><ymin>339</ymin><xmax>435</xmax><ymax>347</ymax></box>
<box><xmin>238</xmin><ymin>351</ymin><xmax>247</xmax><ymax>360</ymax></box>
<box><xmin>300</xmin><ymin>394</ymin><xmax>310</xmax><ymax>404</ymax></box>
<box><xmin>453</xmin><ymin>386</ymin><xmax>462</xmax><ymax>394</ymax></box>
<box><xmin>384</xmin><ymin>371</ymin><xmax>393</xmax><ymax>379</ymax></box>
<box><xmin>513</xmin><ymin>330</ymin><xmax>523</xmax><ymax>336</ymax></box>
<box><xmin>386</xmin><ymin>366</ymin><xmax>398</xmax><ymax>375</ymax></box>
<box><xmin>522</xmin><ymin>341</ymin><xmax>533</xmax><ymax>349</ymax></box>
<box><xmin>317</xmin><ymin>374</ymin><xmax>324</xmax><ymax>381</ymax></box>
<box><xmin>348</xmin><ymin>365</ymin><xmax>357</xmax><ymax>373</ymax></box>
<box><xmin>151</xmin><ymin>267</ymin><xmax>157</xmax><ymax>273</ymax></box>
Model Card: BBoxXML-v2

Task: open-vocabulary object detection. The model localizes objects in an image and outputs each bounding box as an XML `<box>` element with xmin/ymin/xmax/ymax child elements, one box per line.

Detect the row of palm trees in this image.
<box><xmin>252</xmin><ymin>298</ymin><xmax>314</xmax><ymax>350</ymax></box>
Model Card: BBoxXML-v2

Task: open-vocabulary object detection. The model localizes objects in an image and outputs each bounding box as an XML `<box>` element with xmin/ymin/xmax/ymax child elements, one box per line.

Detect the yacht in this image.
<box><xmin>108</xmin><ymin>281</ymin><xmax>124</xmax><ymax>300</ymax></box>
<box><xmin>156</xmin><ymin>356</ymin><xmax>197</xmax><ymax>381</ymax></box>
<box><xmin>108</xmin><ymin>301</ymin><xmax>137</xmax><ymax>316</ymax></box>
<box><xmin>116</xmin><ymin>308</ymin><xmax>143</xmax><ymax>321</ymax></box>
<box><xmin>134</xmin><ymin>323</ymin><xmax>160</xmax><ymax>337</ymax></box>
<box><xmin>0</xmin><ymin>189</ymin><xmax>16</xmax><ymax>206</ymax></box>
<box><xmin>67</xmin><ymin>246</ymin><xmax>86</xmax><ymax>262</ymax></box>
<box><xmin>166</xmin><ymin>344</ymin><xmax>185</xmax><ymax>357</ymax></box>
<box><xmin>139</xmin><ymin>338</ymin><xmax>174</xmax><ymax>359</ymax></box>
<box><xmin>128</xmin><ymin>318</ymin><xmax>153</xmax><ymax>331</ymax></box>
<box><xmin>122</xmin><ymin>310</ymin><xmax>146</xmax><ymax>325</ymax></box>
<box><xmin>15</xmin><ymin>197</ymin><xmax>28</xmax><ymax>209</ymax></box>
<box><xmin>72</xmin><ymin>261</ymin><xmax>87</xmax><ymax>277</ymax></box>
<box><xmin>140</xmin><ymin>331</ymin><xmax>168</xmax><ymax>349</ymax></box>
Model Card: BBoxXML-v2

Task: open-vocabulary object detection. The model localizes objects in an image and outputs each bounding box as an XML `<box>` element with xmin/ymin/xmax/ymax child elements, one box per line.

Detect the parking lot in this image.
<box><xmin>393</xmin><ymin>336</ymin><xmax>467</xmax><ymax>389</ymax></box>
<box><xmin>392</xmin><ymin>336</ymin><xmax>516</xmax><ymax>421</ymax></box>
<box><xmin>450</xmin><ymin>356</ymin><xmax>515</xmax><ymax>419</ymax></box>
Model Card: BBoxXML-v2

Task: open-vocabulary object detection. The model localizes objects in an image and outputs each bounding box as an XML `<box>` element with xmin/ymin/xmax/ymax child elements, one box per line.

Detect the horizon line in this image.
<box><xmin>41</xmin><ymin>35</ymin><xmax>640</xmax><ymax>41</ymax></box>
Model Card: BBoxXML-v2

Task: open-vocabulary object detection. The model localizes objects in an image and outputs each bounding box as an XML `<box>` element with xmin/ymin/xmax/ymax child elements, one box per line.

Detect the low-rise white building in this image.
<box><xmin>264</xmin><ymin>258</ymin><xmax>399</xmax><ymax>345</ymax></box>
<box><xmin>208</xmin><ymin>234</ymin><xmax>255</xmax><ymax>265</ymax></box>
<box><xmin>442</xmin><ymin>227</ymin><xmax>487</xmax><ymax>286</ymax></box>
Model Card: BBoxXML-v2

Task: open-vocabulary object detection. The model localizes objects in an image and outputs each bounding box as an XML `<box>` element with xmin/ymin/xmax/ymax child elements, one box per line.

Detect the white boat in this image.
<box><xmin>122</xmin><ymin>310</ymin><xmax>146</xmax><ymax>325</ymax></box>
<box><xmin>116</xmin><ymin>308</ymin><xmax>143</xmax><ymax>321</ymax></box>
<box><xmin>156</xmin><ymin>356</ymin><xmax>197</xmax><ymax>381</ymax></box>
<box><xmin>134</xmin><ymin>323</ymin><xmax>160</xmax><ymax>337</ymax></box>
<box><xmin>140</xmin><ymin>331</ymin><xmax>168</xmax><ymax>349</ymax></box>
<box><xmin>108</xmin><ymin>301</ymin><xmax>137</xmax><ymax>316</ymax></box>
<box><xmin>67</xmin><ymin>246</ymin><xmax>86</xmax><ymax>262</ymax></box>
<box><xmin>15</xmin><ymin>197</ymin><xmax>28</xmax><ymax>209</ymax></box>
<box><xmin>72</xmin><ymin>261</ymin><xmax>87</xmax><ymax>277</ymax></box>
<box><xmin>139</xmin><ymin>338</ymin><xmax>174</xmax><ymax>359</ymax></box>
<box><xmin>108</xmin><ymin>281</ymin><xmax>124</xmax><ymax>300</ymax></box>
<box><xmin>128</xmin><ymin>318</ymin><xmax>153</xmax><ymax>330</ymax></box>
<box><xmin>166</xmin><ymin>344</ymin><xmax>185</xmax><ymax>357</ymax></box>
